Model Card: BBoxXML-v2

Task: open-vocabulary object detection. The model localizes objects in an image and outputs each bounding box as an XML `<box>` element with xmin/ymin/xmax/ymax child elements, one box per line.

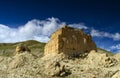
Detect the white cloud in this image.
<box><xmin>91</xmin><ymin>29</ymin><xmax>120</xmax><ymax>41</ymax></box>
<box><xmin>68</xmin><ymin>23</ymin><xmax>88</xmax><ymax>29</ymax></box>
<box><xmin>110</xmin><ymin>44</ymin><xmax>120</xmax><ymax>50</ymax></box>
<box><xmin>0</xmin><ymin>17</ymin><xmax>120</xmax><ymax>43</ymax></box>
<box><xmin>113</xmin><ymin>33</ymin><xmax>120</xmax><ymax>41</ymax></box>
<box><xmin>0</xmin><ymin>17</ymin><xmax>65</xmax><ymax>43</ymax></box>
<box><xmin>108</xmin><ymin>44</ymin><xmax>120</xmax><ymax>52</ymax></box>
<box><xmin>0</xmin><ymin>17</ymin><xmax>88</xmax><ymax>43</ymax></box>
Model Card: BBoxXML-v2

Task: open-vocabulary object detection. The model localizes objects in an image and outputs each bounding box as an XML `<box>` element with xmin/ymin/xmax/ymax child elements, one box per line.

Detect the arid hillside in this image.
<box><xmin>0</xmin><ymin>40</ymin><xmax>113</xmax><ymax>57</ymax></box>
<box><xmin>0</xmin><ymin>26</ymin><xmax>118</xmax><ymax>78</ymax></box>
<box><xmin>0</xmin><ymin>40</ymin><xmax>45</xmax><ymax>57</ymax></box>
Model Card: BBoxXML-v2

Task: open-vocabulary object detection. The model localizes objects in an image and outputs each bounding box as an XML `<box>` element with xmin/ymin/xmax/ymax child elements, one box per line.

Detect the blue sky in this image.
<box><xmin>0</xmin><ymin>0</ymin><xmax>120</xmax><ymax>53</ymax></box>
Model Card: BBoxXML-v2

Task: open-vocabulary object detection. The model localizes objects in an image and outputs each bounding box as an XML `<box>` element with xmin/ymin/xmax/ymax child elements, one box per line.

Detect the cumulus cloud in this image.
<box><xmin>0</xmin><ymin>17</ymin><xmax>65</xmax><ymax>43</ymax></box>
<box><xmin>91</xmin><ymin>29</ymin><xmax>120</xmax><ymax>41</ymax></box>
<box><xmin>110</xmin><ymin>44</ymin><xmax>120</xmax><ymax>50</ymax></box>
<box><xmin>68</xmin><ymin>23</ymin><xmax>88</xmax><ymax>29</ymax></box>
<box><xmin>0</xmin><ymin>17</ymin><xmax>88</xmax><ymax>43</ymax></box>
<box><xmin>1</xmin><ymin>17</ymin><xmax>120</xmax><ymax>43</ymax></box>
<box><xmin>108</xmin><ymin>44</ymin><xmax>120</xmax><ymax>52</ymax></box>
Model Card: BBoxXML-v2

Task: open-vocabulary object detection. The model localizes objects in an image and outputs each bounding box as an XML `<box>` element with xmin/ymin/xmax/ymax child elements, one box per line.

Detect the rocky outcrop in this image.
<box><xmin>112</xmin><ymin>71</ymin><xmax>120</xmax><ymax>78</ymax></box>
<box><xmin>0</xmin><ymin>49</ymin><xmax>120</xmax><ymax>78</ymax></box>
<box><xmin>114</xmin><ymin>53</ymin><xmax>120</xmax><ymax>61</ymax></box>
<box><xmin>87</xmin><ymin>50</ymin><xmax>117</xmax><ymax>68</ymax></box>
<box><xmin>44</xmin><ymin>26</ymin><xmax>97</xmax><ymax>56</ymax></box>
<box><xmin>14</xmin><ymin>43</ymin><xmax>31</xmax><ymax>55</ymax></box>
<box><xmin>44</xmin><ymin>61</ymin><xmax>70</xmax><ymax>77</ymax></box>
<box><xmin>9</xmin><ymin>52</ymin><xmax>35</xmax><ymax>69</ymax></box>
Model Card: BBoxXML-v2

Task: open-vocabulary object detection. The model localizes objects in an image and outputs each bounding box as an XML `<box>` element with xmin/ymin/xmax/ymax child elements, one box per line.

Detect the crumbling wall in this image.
<box><xmin>44</xmin><ymin>26</ymin><xmax>97</xmax><ymax>56</ymax></box>
<box><xmin>44</xmin><ymin>29</ymin><xmax>62</xmax><ymax>55</ymax></box>
<box><xmin>14</xmin><ymin>43</ymin><xmax>31</xmax><ymax>55</ymax></box>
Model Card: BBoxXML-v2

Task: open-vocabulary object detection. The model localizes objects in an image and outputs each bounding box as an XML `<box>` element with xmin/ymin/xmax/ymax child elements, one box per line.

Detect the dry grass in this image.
<box><xmin>0</xmin><ymin>40</ymin><xmax>46</xmax><ymax>57</ymax></box>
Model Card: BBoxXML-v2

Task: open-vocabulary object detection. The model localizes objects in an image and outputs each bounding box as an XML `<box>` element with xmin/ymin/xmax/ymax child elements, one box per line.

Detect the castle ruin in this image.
<box><xmin>44</xmin><ymin>26</ymin><xmax>97</xmax><ymax>56</ymax></box>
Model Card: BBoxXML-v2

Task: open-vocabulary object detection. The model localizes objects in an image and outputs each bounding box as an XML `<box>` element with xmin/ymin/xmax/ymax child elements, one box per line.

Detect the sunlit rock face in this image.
<box><xmin>14</xmin><ymin>43</ymin><xmax>31</xmax><ymax>55</ymax></box>
<box><xmin>44</xmin><ymin>26</ymin><xmax>97</xmax><ymax>56</ymax></box>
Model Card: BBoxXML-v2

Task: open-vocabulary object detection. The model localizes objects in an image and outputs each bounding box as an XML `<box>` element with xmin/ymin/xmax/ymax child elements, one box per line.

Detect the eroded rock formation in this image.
<box><xmin>14</xmin><ymin>43</ymin><xmax>31</xmax><ymax>55</ymax></box>
<box><xmin>44</xmin><ymin>26</ymin><xmax>97</xmax><ymax>56</ymax></box>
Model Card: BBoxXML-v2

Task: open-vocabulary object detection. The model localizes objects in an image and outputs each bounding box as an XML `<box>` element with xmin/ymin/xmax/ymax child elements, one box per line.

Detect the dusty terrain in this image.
<box><xmin>0</xmin><ymin>40</ymin><xmax>119</xmax><ymax>78</ymax></box>
<box><xmin>0</xmin><ymin>26</ymin><xmax>119</xmax><ymax>78</ymax></box>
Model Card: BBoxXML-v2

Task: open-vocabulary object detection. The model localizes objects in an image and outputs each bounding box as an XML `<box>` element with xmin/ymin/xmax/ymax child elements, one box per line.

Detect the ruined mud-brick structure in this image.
<box><xmin>44</xmin><ymin>26</ymin><xmax>97</xmax><ymax>56</ymax></box>
<box><xmin>14</xmin><ymin>43</ymin><xmax>31</xmax><ymax>55</ymax></box>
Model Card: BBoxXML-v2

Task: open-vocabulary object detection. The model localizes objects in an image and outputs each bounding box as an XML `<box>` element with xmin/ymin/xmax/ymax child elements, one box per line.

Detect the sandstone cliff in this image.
<box><xmin>44</xmin><ymin>26</ymin><xmax>97</xmax><ymax>56</ymax></box>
